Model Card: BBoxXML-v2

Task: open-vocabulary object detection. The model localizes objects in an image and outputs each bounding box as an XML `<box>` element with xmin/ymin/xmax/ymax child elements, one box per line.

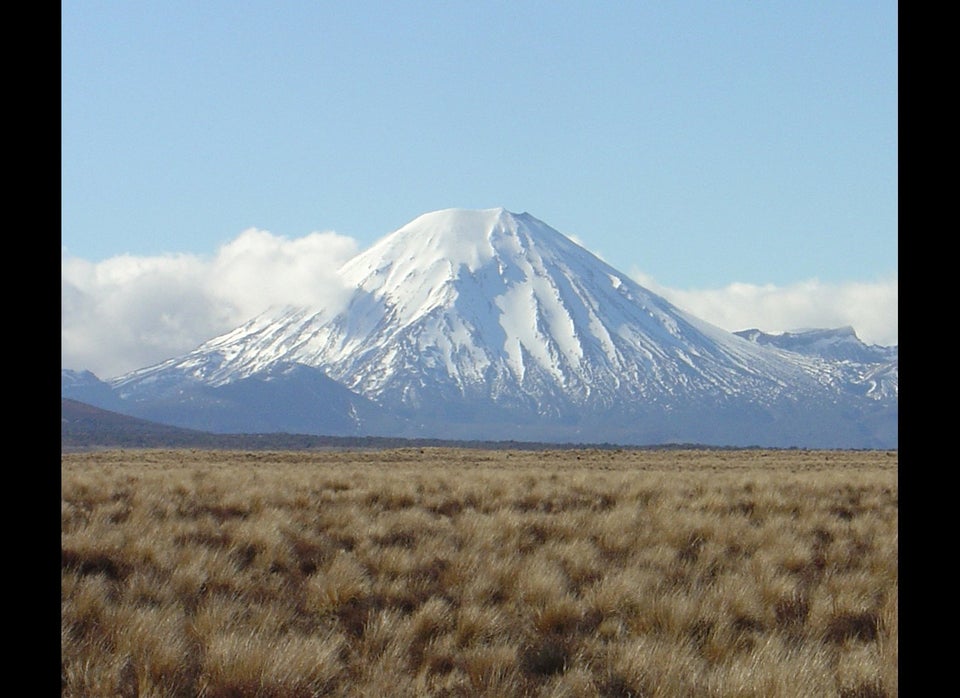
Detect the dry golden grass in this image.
<box><xmin>62</xmin><ymin>448</ymin><xmax>897</xmax><ymax>697</ymax></box>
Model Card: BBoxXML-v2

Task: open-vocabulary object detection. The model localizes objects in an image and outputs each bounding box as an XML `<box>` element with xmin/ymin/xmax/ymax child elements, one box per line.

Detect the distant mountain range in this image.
<box><xmin>733</xmin><ymin>326</ymin><xmax>897</xmax><ymax>365</ymax></box>
<box><xmin>62</xmin><ymin>208</ymin><xmax>897</xmax><ymax>449</ymax></box>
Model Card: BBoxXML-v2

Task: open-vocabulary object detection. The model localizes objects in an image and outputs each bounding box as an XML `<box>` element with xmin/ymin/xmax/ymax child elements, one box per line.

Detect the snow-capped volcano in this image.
<box><xmin>104</xmin><ymin>208</ymin><xmax>897</xmax><ymax>447</ymax></box>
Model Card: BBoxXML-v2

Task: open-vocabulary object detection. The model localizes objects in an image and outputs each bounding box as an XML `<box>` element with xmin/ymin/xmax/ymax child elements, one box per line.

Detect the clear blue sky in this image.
<box><xmin>62</xmin><ymin>1</ymin><xmax>897</xmax><ymax>290</ymax></box>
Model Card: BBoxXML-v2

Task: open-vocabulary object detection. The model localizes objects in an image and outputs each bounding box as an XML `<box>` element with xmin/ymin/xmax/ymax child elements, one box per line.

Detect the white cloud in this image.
<box><xmin>207</xmin><ymin>228</ymin><xmax>358</xmax><ymax>317</ymax></box>
<box><xmin>630</xmin><ymin>269</ymin><xmax>898</xmax><ymax>348</ymax></box>
<box><xmin>61</xmin><ymin>230</ymin><xmax>358</xmax><ymax>379</ymax></box>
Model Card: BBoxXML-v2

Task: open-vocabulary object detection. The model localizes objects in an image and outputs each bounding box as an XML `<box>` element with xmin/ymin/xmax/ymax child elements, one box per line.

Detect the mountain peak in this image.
<box><xmin>338</xmin><ymin>207</ymin><xmax>580</xmax><ymax>297</ymax></box>
<box><xmin>734</xmin><ymin>326</ymin><xmax>896</xmax><ymax>363</ymax></box>
<box><xmin>334</xmin><ymin>207</ymin><xmax>579</xmax><ymax>330</ymax></box>
<box><xmin>369</xmin><ymin>207</ymin><xmax>524</xmax><ymax>269</ymax></box>
<box><xmin>411</xmin><ymin>206</ymin><xmax>516</xmax><ymax>228</ymax></box>
<box><xmin>97</xmin><ymin>207</ymin><xmax>897</xmax><ymax>448</ymax></box>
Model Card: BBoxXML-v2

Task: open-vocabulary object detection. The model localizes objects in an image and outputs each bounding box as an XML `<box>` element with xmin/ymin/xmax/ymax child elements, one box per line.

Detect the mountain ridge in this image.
<box><xmin>63</xmin><ymin>208</ymin><xmax>897</xmax><ymax>448</ymax></box>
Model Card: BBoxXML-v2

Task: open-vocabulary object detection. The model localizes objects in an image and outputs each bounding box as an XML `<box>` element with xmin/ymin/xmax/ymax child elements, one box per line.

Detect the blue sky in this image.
<box><xmin>62</xmin><ymin>1</ymin><xmax>897</xmax><ymax>377</ymax></box>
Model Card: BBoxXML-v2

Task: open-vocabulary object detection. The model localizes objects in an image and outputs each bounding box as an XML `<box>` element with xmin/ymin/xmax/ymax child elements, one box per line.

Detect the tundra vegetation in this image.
<box><xmin>62</xmin><ymin>448</ymin><xmax>897</xmax><ymax>697</ymax></box>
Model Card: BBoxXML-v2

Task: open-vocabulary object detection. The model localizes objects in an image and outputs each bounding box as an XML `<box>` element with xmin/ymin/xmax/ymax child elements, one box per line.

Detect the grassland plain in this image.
<box><xmin>61</xmin><ymin>448</ymin><xmax>898</xmax><ymax>697</ymax></box>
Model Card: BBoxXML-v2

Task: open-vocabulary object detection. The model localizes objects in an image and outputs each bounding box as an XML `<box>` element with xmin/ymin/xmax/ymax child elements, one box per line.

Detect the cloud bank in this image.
<box><xmin>630</xmin><ymin>270</ymin><xmax>898</xmax><ymax>349</ymax></box>
<box><xmin>62</xmin><ymin>230</ymin><xmax>897</xmax><ymax>379</ymax></box>
<box><xmin>62</xmin><ymin>229</ymin><xmax>358</xmax><ymax>378</ymax></box>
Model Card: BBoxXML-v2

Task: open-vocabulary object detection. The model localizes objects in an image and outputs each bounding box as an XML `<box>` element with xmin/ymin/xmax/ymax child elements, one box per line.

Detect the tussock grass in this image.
<box><xmin>63</xmin><ymin>448</ymin><xmax>897</xmax><ymax>697</ymax></box>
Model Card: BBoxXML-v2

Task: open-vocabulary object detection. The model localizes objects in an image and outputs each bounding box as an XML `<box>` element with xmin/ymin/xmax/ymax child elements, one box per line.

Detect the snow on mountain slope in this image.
<box><xmin>734</xmin><ymin>327</ymin><xmax>898</xmax><ymax>364</ymax></box>
<box><xmin>109</xmin><ymin>208</ymin><xmax>897</xmax><ymax>447</ymax></box>
<box><xmin>734</xmin><ymin>327</ymin><xmax>898</xmax><ymax>401</ymax></box>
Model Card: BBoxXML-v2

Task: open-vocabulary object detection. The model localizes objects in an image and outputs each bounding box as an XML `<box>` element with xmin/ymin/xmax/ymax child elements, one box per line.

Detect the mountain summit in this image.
<box><xmin>92</xmin><ymin>208</ymin><xmax>896</xmax><ymax>448</ymax></box>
